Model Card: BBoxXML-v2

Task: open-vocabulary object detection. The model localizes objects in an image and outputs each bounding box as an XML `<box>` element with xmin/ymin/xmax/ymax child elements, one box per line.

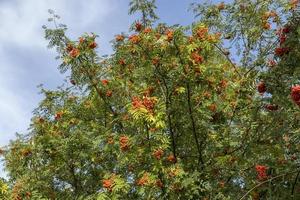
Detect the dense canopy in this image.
<box><xmin>1</xmin><ymin>0</ymin><xmax>300</xmax><ymax>199</ymax></box>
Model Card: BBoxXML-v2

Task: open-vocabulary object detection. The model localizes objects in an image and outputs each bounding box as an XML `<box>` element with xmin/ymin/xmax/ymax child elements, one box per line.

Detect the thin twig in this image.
<box><xmin>213</xmin><ymin>44</ymin><xmax>242</xmax><ymax>77</ymax></box>
<box><xmin>291</xmin><ymin>170</ymin><xmax>300</xmax><ymax>196</ymax></box>
<box><xmin>239</xmin><ymin>170</ymin><xmax>300</xmax><ymax>200</ymax></box>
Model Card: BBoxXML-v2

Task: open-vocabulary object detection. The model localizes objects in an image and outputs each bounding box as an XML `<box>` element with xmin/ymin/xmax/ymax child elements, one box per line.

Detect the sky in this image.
<box><xmin>0</xmin><ymin>0</ymin><xmax>204</xmax><ymax>178</ymax></box>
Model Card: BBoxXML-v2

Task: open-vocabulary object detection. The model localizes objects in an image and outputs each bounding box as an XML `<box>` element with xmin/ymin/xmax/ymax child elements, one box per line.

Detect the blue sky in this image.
<box><xmin>0</xmin><ymin>0</ymin><xmax>210</xmax><ymax>178</ymax></box>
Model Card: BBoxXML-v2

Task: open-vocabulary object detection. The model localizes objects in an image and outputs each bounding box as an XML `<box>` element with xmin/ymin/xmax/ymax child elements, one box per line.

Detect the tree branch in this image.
<box><xmin>291</xmin><ymin>170</ymin><xmax>300</xmax><ymax>196</ymax></box>
<box><xmin>173</xmin><ymin>35</ymin><xmax>204</xmax><ymax>168</ymax></box>
<box><xmin>213</xmin><ymin>44</ymin><xmax>242</xmax><ymax>78</ymax></box>
<box><xmin>239</xmin><ymin>169</ymin><xmax>300</xmax><ymax>200</ymax></box>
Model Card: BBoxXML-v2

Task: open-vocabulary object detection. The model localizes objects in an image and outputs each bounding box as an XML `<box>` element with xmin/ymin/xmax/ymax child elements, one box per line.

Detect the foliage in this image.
<box><xmin>1</xmin><ymin>0</ymin><xmax>300</xmax><ymax>199</ymax></box>
<box><xmin>0</xmin><ymin>178</ymin><xmax>9</xmax><ymax>199</ymax></box>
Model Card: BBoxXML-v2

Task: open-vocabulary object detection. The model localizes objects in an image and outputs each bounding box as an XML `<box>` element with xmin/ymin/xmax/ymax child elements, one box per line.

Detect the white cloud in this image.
<box><xmin>0</xmin><ymin>47</ymin><xmax>37</xmax><ymax>146</ymax></box>
<box><xmin>0</xmin><ymin>0</ymin><xmax>117</xmax><ymax>48</ymax></box>
<box><xmin>0</xmin><ymin>0</ymin><xmax>127</xmax><ymax>141</ymax></box>
<box><xmin>0</xmin><ymin>87</ymin><xmax>30</xmax><ymax>145</ymax></box>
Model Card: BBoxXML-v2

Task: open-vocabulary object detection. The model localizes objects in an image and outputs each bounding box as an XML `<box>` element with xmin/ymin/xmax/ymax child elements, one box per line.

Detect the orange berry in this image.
<box><xmin>209</xmin><ymin>104</ymin><xmax>217</xmax><ymax>112</ymax></box>
<box><xmin>135</xmin><ymin>22</ymin><xmax>143</xmax><ymax>32</ymax></box>
<box><xmin>219</xmin><ymin>80</ymin><xmax>228</xmax><ymax>89</ymax></box>
<box><xmin>101</xmin><ymin>79</ymin><xmax>109</xmax><ymax>86</ymax></box>
<box><xmin>26</xmin><ymin>191</ymin><xmax>31</xmax><ymax>198</ymax></box>
<box><xmin>119</xmin><ymin>59</ymin><xmax>126</xmax><ymax>66</ymax></box>
<box><xmin>79</xmin><ymin>37</ymin><xmax>85</xmax><ymax>44</ymax></box>
<box><xmin>191</xmin><ymin>52</ymin><xmax>204</xmax><ymax>64</ymax></box>
<box><xmin>69</xmin><ymin>48</ymin><xmax>80</xmax><ymax>58</ymax></box>
<box><xmin>106</xmin><ymin>90</ymin><xmax>112</xmax><ymax>97</ymax></box>
<box><xmin>196</xmin><ymin>27</ymin><xmax>208</xmax><ymax>40</ymax></box>
<box><xmin>166</xmin><ymin>30</ymin><xmax>174</xmax><ymax>42</ymax></box>
<box><xmin>129</xmin><ymin>34</ymin><xmax>141</xmax><ymax>44</ymax></box>
<box><xmin>21</xmin><ymin>148</ymin><xmax>32</xmax><ymax>157</ymax></box>
<box><xmin>152</xmin><ymin>57</ymin><xmax>160</xmax><ymax>65</ymax></box>
<box><xmin>257</xmin><ymin>82</ymin><xmax>266</xmax><ymax>93</ymax></box>
<box><xmin>149</xmin><ymin>127</ymin><xmax>157</xmax><ymax>132</ymax></box>
<box><xmin>156</xmin><ymin>179</ymin><xmax>164</xmax><ymax>188</ymax></box>
<box><xmin>269</xmin><ymin>10</ymin><xmax>277</xmax><ymax>18</ymax></box>
<box><xmin>290</xmin><ymin>0</ymin><xmax>299</xmax><ymax>10</ymax></box>
<box><xmin>89</xmin><ymin>41</ymin><xmax>97</xmax><ymax>49</ymax></box>
<box><xmin>66</xmin><ymin>43</ymin><xmax>73</xmax><ymax>52</ymax></box>
<box><xmin>219</xmin><ymin>181</ymin><xmax>225</xmax><ymax>188</ymax></box>
<box><xmin>38</xmin><ymin>117</ymin><xmax>45</xmax><ymax>123</ymax></box>
<box><xmin>263</xmin><ymin>22</ymin><xmax>271</xmax><ymax>30</ymax></box>
<box><xmin>268</xmin><ymin>59</ymin><xmax>276</xmax><ymax>67</ymax></box>
<box><xmin>137</xmin><ymin>173</ymin><xmax>149</xmax><ymax>186</ymax></box>
<box><xmin>217</xmin><ymin>2</ymin><xmax>225</xmax><ymax>10</ymax></box>
<box><xmin>107</xmin><ymin>136</ymin><xmax>114</xmax><ymax>145</ymax></box>
<box><xmin>103</xmin><ymin>179</ymin><xmax>113</xmax><ymax>191</ymax></box>
<box><xmin>119</xmin><ymin>135</ymin><xmax>129</xmax><ymax>151</ymax></box>
<box><xmin>155</xmin><ymin>33</ymin><xmax>161</xmax><ymax>39</ymax></box>
<box><xmin>144</xmin><ymin>27</ymin><xmax>152</xmax><ymax>34</ymax></box>
<box><xmin>153</xmin><ymin>149</ymin><xmax>164</xmax><ymax>160</ymax></box>
<box><xmin>55</xmin><ymin>112</ymin><xmax>63</xmax><ymax>120</ymax></box>
<box><xmin>115</xmin><ymin>34</ymin><xmax>124</xmax><ymax>42</ymax></box>
<box><xmin>128</xmin><ymin>164</ymin><xmax>134</xmax><ymax>172</ymax></box>
<box><xmin>167</xmin><ymin>154</ymin><xmax>177</xmax><ymax>163</ymax></box>
<box><xmin>203</xmin><ymin>91</ymin><xmax>211</xmax><ymax>98</ymax></box>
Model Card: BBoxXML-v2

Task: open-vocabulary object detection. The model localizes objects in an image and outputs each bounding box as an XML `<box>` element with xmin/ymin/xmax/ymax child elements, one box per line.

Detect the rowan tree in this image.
<box><xmin>1</xmin><ymin>0</ymin><xmax>300</xmax><ymax>199</ymax></box>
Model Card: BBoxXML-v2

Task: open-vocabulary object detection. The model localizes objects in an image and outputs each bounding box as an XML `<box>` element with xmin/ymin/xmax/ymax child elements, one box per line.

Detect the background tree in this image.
<box><xmin>129</xmin><ymin>0</ymin><xmax>158</xmax><ymax>27</ymax></box>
